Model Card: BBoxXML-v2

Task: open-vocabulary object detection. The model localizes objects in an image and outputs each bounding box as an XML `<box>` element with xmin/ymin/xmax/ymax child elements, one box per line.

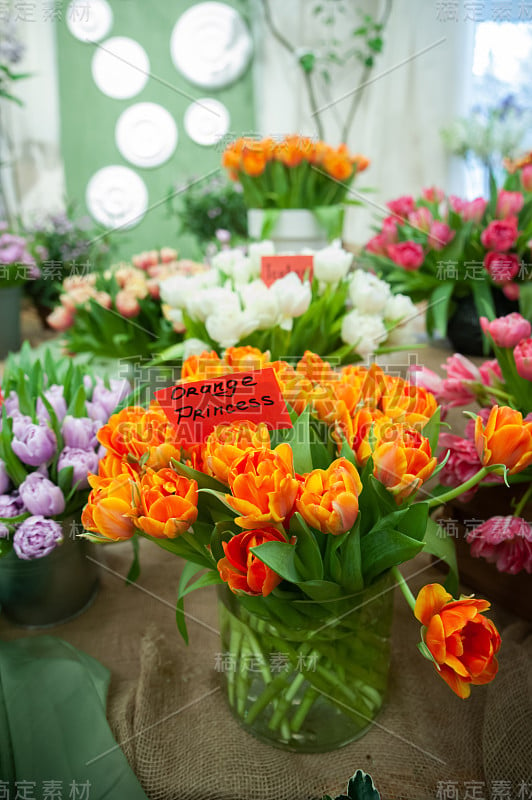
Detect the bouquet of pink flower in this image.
<box><xmin>359</xmin><ymin>164</ymin><xmax>532</xmax><ymax>346</ymax></box>
<box><xmin>47</xmin><ymin>247</ymin><xmax>209</xmax><ymax>359</ymax></box>
<box><xmin>411</xmin><ymin>312</ymin><xmax>532</xmax><ymax>575</ymax></box>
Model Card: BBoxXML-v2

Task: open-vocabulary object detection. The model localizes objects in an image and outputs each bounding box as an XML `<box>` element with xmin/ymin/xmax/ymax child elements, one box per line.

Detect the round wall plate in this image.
<box><xmin>184</xmin><ymin>98</ymin><xmax>230</xmax><ymax>146</ymax></box>
<box><xmin>66</xmin><ymin>0</ymin><xmax>113</xmax><ymax>43</ymax></box>
<box><xmin>170</xmin><ymin>2</ymin><xmax>253</xmax><ymax>89</ymax></box>
<box><xmin>116</xmin><ymin>103</ymin><xmax>178</xmax><ymax>167</ymax></box>
<box><xmin>92</xmin><ymin>36</ymin><xmax>150</xmax><ymax>99</ymax></box>
<box><xmin>86</xmin><ymin>166</ymin><xmax>148</xmax><ymax>229</ymax></box>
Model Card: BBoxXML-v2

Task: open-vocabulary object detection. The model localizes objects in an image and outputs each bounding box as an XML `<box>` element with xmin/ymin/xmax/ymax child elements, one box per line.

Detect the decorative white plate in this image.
<box><xmin>86</xmin><ymin>166</ymin><xmax>148</xmax><ymax>229</ymax></box>
<box><xmin>170</xmin><ymin>2</ymin><xmax>253</xmax><ymax>89</ymax></box>
<box><xmin>116</xmin><ymin>103</ymin><xmax>178</xmax><ymax>167</ymax></box>
<box><xmin>66</xmin><ymin>0</ymin><xmax>113</xmax><ymax>43</ymax></box>
<box><xmin>92</xmin><ymin>37</ymin><xmax>149</xmax><ymax>99</ymax></box>
<box><xmin>184</xmin><ymin>98</ymin><xmax>230</xmax><ymax>146</ymax></box>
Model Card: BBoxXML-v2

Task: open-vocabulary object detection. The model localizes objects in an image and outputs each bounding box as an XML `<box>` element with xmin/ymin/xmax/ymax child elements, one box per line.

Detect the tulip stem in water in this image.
<box><xmin>392</xmin><ymin>566</ymin><xmax>416</xmax><ymax>612</ymax></box>
<box><xmin>426</xmin><ymin>467</ymin><xmax>489</xmax><ymax>509</ymax></box>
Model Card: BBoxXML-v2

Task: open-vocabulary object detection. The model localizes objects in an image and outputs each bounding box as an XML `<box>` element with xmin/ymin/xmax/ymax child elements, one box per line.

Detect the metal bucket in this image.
<box><xmin>0</xmin><ymin>519</ymin><xmax>99</xmax><ymax>628</ymax></box>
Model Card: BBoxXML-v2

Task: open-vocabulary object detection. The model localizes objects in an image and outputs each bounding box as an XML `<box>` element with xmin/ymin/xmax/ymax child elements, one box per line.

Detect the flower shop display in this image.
<box><xmin>24</xmin><ymin>206</ymin><xmax>113</xmax><ymax>320</ymax></box>
<box><xmin>82</xmin><ymin>346</ymin><xmax>506</xmax><ymax>751</ymax></box>
<box><xmin>47</xmin><ymin>247</ymin><xmax>209</xmax><ymax>360</ymax></box>
<box><xmin>0</xmin><ymin>224</ymin><xmax>40</xmax><ymax>357</ymax></box>
<box><xmin>222</xmin><ymin>135</ymin><xmax>369</xmax><ymax>248</ymax></box>
<box><xmin>411</xmin><ymin>312</ymin><xmax>532</xmax><ymax>617</ymax></box>
<box><xmin>359</xmin><ymin>168</ymin><xmax>532</xmax><ymax>355</ymax></box>
<box><xmin>0</xmin><ymin>344</ymin><xmax>131</xmax><ymax>626</ymax></box>
<box><xmin>157</xmin><ymin>242</ymin><xmax>418</xmax><ymax>363</ymax></box>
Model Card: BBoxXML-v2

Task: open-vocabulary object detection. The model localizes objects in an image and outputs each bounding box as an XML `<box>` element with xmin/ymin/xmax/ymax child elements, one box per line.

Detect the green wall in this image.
<box><xmin>56</xmin><ymin>0</ymin><xmax>255</xmax><ymax>261</ymax></box>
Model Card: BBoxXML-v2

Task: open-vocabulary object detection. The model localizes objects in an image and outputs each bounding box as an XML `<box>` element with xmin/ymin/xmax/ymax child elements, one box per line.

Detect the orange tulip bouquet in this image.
<box><xmin>81</xmin><ymin>347</ymin><xmax>508</xmax><ymax>751</ymax></box>
<box><xmin>222</xmin><ymin>135</ymin><xmax>369</xmax><ymax>241</ymax></box>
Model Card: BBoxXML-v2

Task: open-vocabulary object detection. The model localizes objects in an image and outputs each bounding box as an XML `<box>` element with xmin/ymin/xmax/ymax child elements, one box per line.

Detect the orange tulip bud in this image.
<box><xmin>202</xmin><ymin>421</ymin><xmax>271</xmax><ymax>485</ymax></box>
<box><xmin>372</xmin><ymin>426</ymin><xmax>437</xmax><ymax>501</ymax></box>
<box><xmin>132</xmin><ymin>468</ymin><xmax>198</xmax><ymax>539</ymax></box>
<box><xmin>474</xmin><ymin>405</ymin><xmax>532</xmax><ymax>475</ymax></box>
<box><xmin>221</xmin><ymin>346</ymin><xmax>271</xmax><ymax>372</ymax></box>
<box><xmin>296</xmin><ymin>457</ymin><xmax>362</xmax><ymax>534</ymax></box>
<box><xmin>82</xmin><ymin>474</ymin><xmax>137</xmax><ymax>541</ymax></box>
<box><xmin>217</xmin><ymin>526</ymin><xmax>287</xmax><ymax>596</ymax></box>
<box><xmin>415</xmin><ymin>583</ymin><xmax>501</xmax><ymax>698</ymax></box>
<box><xmin>227</xmin><ymin>443</ymin><xmax>299</xmax><ymax>529</ymax></box>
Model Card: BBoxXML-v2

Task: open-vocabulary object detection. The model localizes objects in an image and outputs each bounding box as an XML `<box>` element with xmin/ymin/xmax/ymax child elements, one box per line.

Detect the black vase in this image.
<box><xmin>446</xmin><ymin>289</ymin><xmax>519</xmax><ymax>356</ymax></box>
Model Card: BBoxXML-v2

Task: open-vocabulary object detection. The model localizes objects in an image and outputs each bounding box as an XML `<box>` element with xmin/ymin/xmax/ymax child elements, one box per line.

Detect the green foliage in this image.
<box><xmin>323</xmin><ymin>769</ymin><xmax>381</xmax><ymax>800</ymax></box>
<box><xmin>169</xmin><ymin>175</ymin><xmax>248</xmax><ymax>246</ymax></box>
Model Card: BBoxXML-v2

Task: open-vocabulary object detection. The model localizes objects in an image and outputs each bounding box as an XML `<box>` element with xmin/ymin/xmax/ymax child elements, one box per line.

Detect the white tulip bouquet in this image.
<box><xmin>155</xmin><ymin>242</ymin><xmax>419</xmax><ymax>364</ymax></box>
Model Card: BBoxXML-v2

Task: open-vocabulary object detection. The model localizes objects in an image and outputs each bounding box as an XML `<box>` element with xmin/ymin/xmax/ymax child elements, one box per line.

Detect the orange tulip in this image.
<box><xmin>341</xmin><ymin>362</ymin><xmax>386</xmax><ymax>409</ymax></box>
<box><xmin>310</xmin><ymin>379</ymin><xmax>353</xmax><ymax>427</ymax></box>
<box><xmin>217</xmin><ymin>526</ymin><xmax>287</xmax><ymax>596</ymax></box>
<box><xmin>296</xmin><ymin>351</ymin><xmax>335</xmax><ymax>384</ymax></box>
<box><xmin>97</xmin><ymin>451</ymin><xmax>139</xmax><ymax>479</ymax></box>
<box><xmin>241</xmin><ymin>144</ymin><xmax>267</xmax><ymax>176</ymax></box>
<box><xmin>274</xmin><ymin>135</ymin><xmax>307</xmax><ymax>168</ymax></box>
<box><xmin>131</xmin><ymin>468</ymin><xmax>198</xmax><ymax>539</ymax></box>
<box><xmin>221</xmin><ymin>346</ymin><xmax>271</xmax><ymax>372</ymax></box>
<box><xmin>348</xmin><ymin>408</ymin><xmax>390</xmax><ymax>466</ymax></box>
<box><xmin>202</xmin><ymin>421</ymin><xmax>271</xmax><ymax>485</ymax></box>
<box><xmin>415</xmin><ymin>583</ymin><xmax>501</xmax><ymax>698</ymax></box>
<box><xmin>82</xmin><ymin>474</ymin><xmax>137</xmax><ymax>541</ymax></box>
<box><xmin>181</xmin><ymin>350</ymin><xmax>223</xmax><ymax>382</ymax></box>
<box><xmin>380</xmin><ymin>376</ymin><xmax>438</xmax><ymax>428</ymax></box>
<box><xmin>322</xmin><ymin>151</ymin><xmax>354</xmax><ymax>182</ymax></box>
<box><xmin>270</xmin><ymin>361</ymin><xmax>313</xmax><ymax>416</ymax></box>
<box><xmin>296</xmin><ymin>457</ymin><xmax>362</xmax><ymax>534</ymax></box>
<box><xmin>227</xmin><ymin>443</ymin><xmax>299</xmax><ymax>529</ymax></box>
<box><xmin>97</xmin><ymin>403</ymin><xmax>178</xmax><ymax>464</ymax></box>
<box><xmin>372</xmin><ymin>426</ymin><xmax>437</xmax><ymax>501</ymax></box>
<box><xmin>351</xmin><ymin>153</ymin><xmax>370</xmax><ymax>173</ymax></box>
<box><xmin>474</xmin><ymin>405</ymin><xmax>532</xmax><ymax>475</ymax></box>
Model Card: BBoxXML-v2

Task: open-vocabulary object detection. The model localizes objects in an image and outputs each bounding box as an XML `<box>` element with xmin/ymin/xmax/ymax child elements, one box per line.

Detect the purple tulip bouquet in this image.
<box><xmin>0</xmin><ymin>344</ymin><xmax>131</xmax><ymax>561</ymax></box>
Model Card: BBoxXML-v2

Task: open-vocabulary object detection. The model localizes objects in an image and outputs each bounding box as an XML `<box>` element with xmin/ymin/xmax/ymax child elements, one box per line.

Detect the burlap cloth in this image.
<box><xmin>1</xmin><ymin>539</ymin><xmax>531</xmax><ymax>800</ymax></box>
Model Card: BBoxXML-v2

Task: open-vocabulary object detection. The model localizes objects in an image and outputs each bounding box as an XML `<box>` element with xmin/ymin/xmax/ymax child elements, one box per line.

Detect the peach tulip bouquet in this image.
<box><xmin>81</xmin><ymin>347</ymin><xmax>510</xmax><ymax>748</ymax></box>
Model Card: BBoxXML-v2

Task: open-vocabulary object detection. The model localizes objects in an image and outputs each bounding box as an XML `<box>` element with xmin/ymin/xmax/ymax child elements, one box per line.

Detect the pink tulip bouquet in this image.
<box><xmin>0</xmin><ymin>344</ymin><xmax>131</xmax><ymax>561</ymax></box>
<box><xmin>359</xmin><ymin>164</ymin><xmax>532</xmax><ymax>343</ymax></box>
<box><xmin>411</xmin><ymin>312</ymin><xmax>532</xmax><ymax>575</ymax></box>
<box><xmin>47</xmin><ymin>248</ymin><xmax>209</xmax><ymax>359</ymax></box>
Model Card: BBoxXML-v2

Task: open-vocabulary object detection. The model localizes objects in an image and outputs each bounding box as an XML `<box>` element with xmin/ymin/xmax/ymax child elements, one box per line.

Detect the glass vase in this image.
<box><xmin>217</xmin><ymin>572</ymin><xmax>394</xmax><ymax>752</ymax></box>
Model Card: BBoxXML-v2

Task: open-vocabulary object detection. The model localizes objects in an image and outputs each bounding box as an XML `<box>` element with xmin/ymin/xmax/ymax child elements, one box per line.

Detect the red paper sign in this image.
<box><xmin>154</xmin><ymin>368</ymin><xmax>293</xmax><ymax>444</ymax></box>
<box><xmin>260</xmin><ymin>254</ymin><xmax>313</xmax><ymax>287</ymax></box>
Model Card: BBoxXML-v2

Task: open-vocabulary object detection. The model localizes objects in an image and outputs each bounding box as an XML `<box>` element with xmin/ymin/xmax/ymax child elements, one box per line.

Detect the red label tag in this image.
<box><xmin>154</xmin><ymin>368</ymin><xmax>293</xmax><ymax>444</ymax></box>
<box><xmin>260</xmin><ymin>254</ymin><xmax>313</xmax><ymax>287</ymax></box>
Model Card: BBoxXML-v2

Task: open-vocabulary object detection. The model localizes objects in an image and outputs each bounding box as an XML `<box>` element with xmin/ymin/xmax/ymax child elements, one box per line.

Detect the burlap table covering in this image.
<box><xmin>1</xmin><ymin>539</ymin><xmax>531</xmax><ymax>800</ymax></box>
